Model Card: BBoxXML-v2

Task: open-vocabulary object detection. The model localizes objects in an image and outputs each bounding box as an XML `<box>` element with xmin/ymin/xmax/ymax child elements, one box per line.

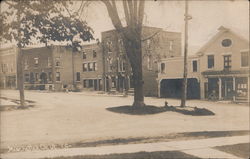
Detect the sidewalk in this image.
<box><xmin>1</xmin><ymin>135</ymin><xmax>248</xmax><ymax>159</ymax></box>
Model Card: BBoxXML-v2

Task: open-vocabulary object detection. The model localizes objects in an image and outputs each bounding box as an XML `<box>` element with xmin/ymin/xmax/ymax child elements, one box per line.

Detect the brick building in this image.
<box><xmin>101</xmin><ymin>26</ymin><xmax>182</xmax><ymax>96</ymax></box>
<box><xmin>73</xmin><ymin>43</ymin><xmax>103</xmax><ymax>91</ymax></box>
<box><xmin>22</xmin><ymin>45</ymin><xmax>75</xmax><ymax>91</ymax></box>
<box><xmin>158</xmin><ymin>26</ymin><xmax>249</xmax><ymax>102</ymax></box>
<box><xmin>0</xmin><ymin>46</ymin><xmax>17</xmax><ymax>89</ymax></box>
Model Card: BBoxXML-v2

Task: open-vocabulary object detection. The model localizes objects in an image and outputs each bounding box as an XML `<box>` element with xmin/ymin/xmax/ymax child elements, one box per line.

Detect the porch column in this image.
<box><xmin>233</xmin><ymin>77</ymin><xmax>236</xmax><ymax>102</ymax></box>
<box><xmin>248</xmin><ymin>77</ymin><xmax>250</xmax><ymax>103</ymax></box>
<box><xmin>158</xmin><ymin>79</ymin><xmax>162</xmax><ymax>98</ymax></box>
<box><xmin>97</xmin><ymin>79</ymin><xmax>99</xmax><ymax>91</ymax></box>
<box><xmin>219</xmin><ymin>78</ymin><xmax>222</xmax><ymax>100</ymax></box>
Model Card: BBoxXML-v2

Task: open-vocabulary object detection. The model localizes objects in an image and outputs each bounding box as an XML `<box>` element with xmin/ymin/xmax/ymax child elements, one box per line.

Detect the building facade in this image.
<box><xmin>22</xmin><ymin>46</ymin><xmax>75</xmax><ymax>91</ymax></box>
<box><xmin>158</xmin><ymin>26</ymin><xmax>249</xmax><ymax>102</ymax></box>
<box><xmin>73</xmin><ymin>43</ymin><xmax>103</xmax><ymax>91</ymax></box>
<box><xmin>0</xmin><ymin>46</ymin><xmax>17</xmax><ymax>89</ymax></box>
<box><xmin>101</xmin><ymin>26</ymin><xmax>182</xmax><ymax>96</ymax></box>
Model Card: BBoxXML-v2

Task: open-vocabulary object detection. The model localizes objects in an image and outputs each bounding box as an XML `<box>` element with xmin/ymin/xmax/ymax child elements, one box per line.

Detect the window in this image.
<box><xmin>88</xmin><ymin>63</ymin><xmax>93</xmax><ymax>71</ymax></box>
<box><xmin>147</xmin><ymin>55</ymin><xmax>153</xmax><ymax>70</ymax></box>
<box><xmin>76</xmin><ymin>72</ymin><xmax>80</xmax><ymax>81</ymax></box>
<box><xmin>118</xmin><ymin>59</ymin><xmax>125</xmax><ymax>72</ymax></box>
<box><xmin>55</xmin><ymin>57</ymin><xmax>60</xmax><ymax>66</ymax></box>
<box><xmin>48</xmin><ymin>72</ymin><xmax>52</xmax><ymax>81</ymax></box>
<box><xmin>30</xmin><ymin>72</ymin><xmax>34</xmax><ymax>83</ymax></box>
<box><xmin>34</xmin><ymin>58</ymin><xmax>39</xmax><ymax>66</ymax></box>
<box><xmin>25</xmin><ymin>73</ymin><xmax>30</xmax><ymax>82</ymax></box>
<box><xmin>221</xmin><ymin>39</ymin><xmax>232</xmax><ymax>47</ymax></box>
<box><xmin>83</xmin><ymin>63</ymin><xmax>88</xmax><ymax>72</ymax></box>
<box><xmin>192</xmin><ymin>60</ymin><xmax>198</xmax><ymax>72</ymax></box>
<box><xmin>82</xmin><ymin>51</ymin><xmax>87</xmax><ymax>59</ymax></box>
<box><xmin>56</xmin><ymin>72</ymin><xmax>60</xmax><ymax>81</ymax></box>
<box><xmin>93</xmin><ymin>62</ymin><xmax>97</xmax><ymax>71</ymax></box>
<box><xmin>107</xmin><ymin>57</ymin><xmax>113</xmax><ymax>72</ymax></box>
<box><xmin>146</xmin><ymin>39</ymin><xmax>151</xmax><ymax>48</ymax></box>
<box><xmin>93</xmin><ymin>50</ymin><xmax>97</xmax><ymax>58</ymax></box>
<box><xmin>83</xmin><ymin>80</ymin><xmax>88</xmax><ymax>88</ymax></box>
<box><xmin>118</xmin><ymin>39</ymin><xmax>123</xmax><ymax>52</ymax></box>
<box><xmin>169</xmin><ymin>41</ymin><xmax>173</xmax><ymax>51</ymax></box>
<box><xmin>161</xmin><ymin>63</ymin><xmax>165</xmax><ymax>73</ymax></box>
<box><xmin>224</xmin><ymin>55</ymin><xmax>231</xmax><ymax>69</ymax></box>
<box><xmin>241</xmin><ymin>51</ymin><xmax>249</xmax><ymax>67</ymax></box>
<box><xmin>48</xmin><ymin>57</ymin><xmax>52</xmax><ymax>67</ymax></box>
<box><xmin>24</xmin><ymin>58</ymin><xmax>28</xmax><ymax>70</ymax></box>
<box><xmin>107</xmin><ymin>40</ymin><xmax>112</xmax><ymax>52</ymax></box>
<box><xmin>89</xmin><ymin>79</ymin><xmax>93</xmax><ymax>87</ymax></box>
<box><xmin>35</xmin><ymin>73</ymin><xmax>39</xmax><ymax>82</ymax></box>
<box><xmin>207</xmin><ymin>55</ymin><xmax>214</xmax><ymax>69</ymax></box>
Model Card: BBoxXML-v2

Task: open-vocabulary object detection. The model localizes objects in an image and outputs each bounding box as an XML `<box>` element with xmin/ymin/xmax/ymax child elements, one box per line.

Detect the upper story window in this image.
<box><xmin>82</xmin><ymin>51</ymin><xmax>87</xmax><ymax>59</ymax></box>
<box><xmin>24</xmin><ymin>58</ymin><xmax>28</xmax><ymax>70</ymax></box>
<box><xmin>76</xmin><ymin>72</ymin><xmax>80</xmax><ymax>81</ymax></box>
<box><xmin>146</xmin><ymin>39</ymin><xmax>151</xmax><ymax>49</ymax></box>
<box><xmin>241</xmin><ymin>51</ymin><xmax>249</xmax><ymax>67</ymax></box>
<box><xmin>118</xmin><ymin>39</ymin><xmax>123</xmax><ymax>52</ymax></box>
<box><xmin>107</xmin><ymin>40</ymin><xmax>112</xmax><ymax>52</ymax></box>
<box><xmin>93</xmin><ymin>50</ymin><xmax>97</xmax><ymax>58</ymax></box>
<box><xmin>207</xmin><ymin>55</ymin><xmax>214</xmax><ymax>69</ymax></box>
<box><xmin>34</xmin><ymin>57</ymin><xmax>39</xmax><ymax>67</ymax></box>
<box><xmin>147</xmin><ymin>55</ymin><xmax>153</xmax><ymax>70</ymax></box>
<box><xmin>107</xmin><ymin>57</ymin><xmax>113</xmax><ymax>72</ymax></box>
<box><xmin>55</xmin><ymin>57</ymin><xmax>60</xmax><ymax>67</ymax></box>
<box><xmin>169</xmin><ymin>40</ymin><xmax>173</xmax><ymax>51</ymax></box>
<box><xmin>93</xmin><ymin>62</ymin><xmax>97</xmax><ymax>71</ymax></box>
<box><xmin>118</xmin><ymin>58</ymin><xmax>125</xmax><ymax>72</ymax></box>
<box><xmin>192</xmin><ymin>60</ymin><xmax>198</xmax><ymax>72</ymax></box>
<box><xmin>221</xmin><ymin>39</ymin><xmax>232</xmax><ymax>47</ymax></box>
<box><xmin>161</xmin><ymin>63</ymin><xmax>165</xmax><ymax>73</ymax></box>
<box><xmin>83</xmin><ymin>63</ymin><xmax>88</xmax><ymax>72</ymax></box>
<box><xmin>223</xmin><ymin>55</ymin><xmax>232</xmax><ymax>70</ymax></box>
<box><xmin>88</xmin><ymin>62</ymin><xmax>93</xmax><ymax>71</ymax></box>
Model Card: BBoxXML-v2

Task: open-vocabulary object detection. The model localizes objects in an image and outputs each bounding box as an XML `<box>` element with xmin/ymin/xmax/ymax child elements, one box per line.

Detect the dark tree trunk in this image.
<box><xmin>16</xmin><ymin>48</ymin><xmax>25</xmax><ymax>107</ymax></box>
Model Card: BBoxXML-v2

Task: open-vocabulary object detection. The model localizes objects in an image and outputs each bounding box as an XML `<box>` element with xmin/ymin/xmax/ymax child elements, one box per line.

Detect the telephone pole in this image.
<box><xmin>181</xmin><ymin>0</ymin><xmax>192</xmax><ymax>107</ymax></box>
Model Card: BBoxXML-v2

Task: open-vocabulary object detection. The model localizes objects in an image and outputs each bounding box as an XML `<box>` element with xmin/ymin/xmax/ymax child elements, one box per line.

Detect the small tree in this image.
<box><xmin>100</xmin><ymin>0</ymin><xmax>146</xmax><ymax>107</ymax></box>
<box><xmin>0</xmin><ymin>0</ymin><xmax>93</xmax><ymax>107</ymax></box>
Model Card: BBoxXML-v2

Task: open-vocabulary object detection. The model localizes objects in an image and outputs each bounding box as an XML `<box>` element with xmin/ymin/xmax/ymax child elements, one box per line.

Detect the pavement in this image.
<box><xmin>1</xmin><ymin>135</ymin><xmax>248</xmax><ymax>159</ymax></box>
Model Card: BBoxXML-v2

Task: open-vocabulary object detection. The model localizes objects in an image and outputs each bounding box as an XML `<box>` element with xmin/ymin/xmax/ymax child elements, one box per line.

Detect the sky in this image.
<box><xmin>83</xmin><ymin>0</ymin><xmax>249</xmax><ymax>54</ymax></box>
<box><xmin>1</xmin><ymin>0</ymin><xmax>249</xmax><ymax>54</ymax></box>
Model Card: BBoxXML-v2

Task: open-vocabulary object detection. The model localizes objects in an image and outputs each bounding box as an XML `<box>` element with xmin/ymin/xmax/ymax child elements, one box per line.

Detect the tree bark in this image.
<box><xmin>16</xmin><ymin>48</ymin><xmax>25</xmax><ymax>107</ymax></box>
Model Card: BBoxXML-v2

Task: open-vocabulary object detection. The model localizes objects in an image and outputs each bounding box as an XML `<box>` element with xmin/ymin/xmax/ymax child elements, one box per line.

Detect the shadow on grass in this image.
<box><xmin>106</xmin><ymin>105</ymin><xmax>215</xmax><ymax>116</ymax></box>
<box><xmin>0</xmin><ymin>96</ymin><xmax>35</xmax><ymax>111</ymax></box>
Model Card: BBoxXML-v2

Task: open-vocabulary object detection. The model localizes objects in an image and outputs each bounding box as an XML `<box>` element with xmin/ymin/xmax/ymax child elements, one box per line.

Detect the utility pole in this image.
<box><xmin>181</xmin><ymin>0</ymin><xmax>192</xmax><ymax>107</ymax></box>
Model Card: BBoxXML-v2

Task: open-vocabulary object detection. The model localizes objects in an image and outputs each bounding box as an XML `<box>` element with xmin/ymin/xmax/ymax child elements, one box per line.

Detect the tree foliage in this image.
<box><xmin>0</xmin><ymin>0</ymin><xmax>94</xmax><ymax>50</ymax></box>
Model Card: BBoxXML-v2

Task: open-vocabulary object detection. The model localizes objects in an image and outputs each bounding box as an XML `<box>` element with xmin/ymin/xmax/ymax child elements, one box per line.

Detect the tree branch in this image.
<box><xmin>138</xmin><ymin>0</ymin><xmax>145</xmax><ymax>27</ymax></box>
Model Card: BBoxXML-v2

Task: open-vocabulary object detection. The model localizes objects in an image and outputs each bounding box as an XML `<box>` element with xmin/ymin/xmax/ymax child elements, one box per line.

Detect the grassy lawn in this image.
<box><xmin>214</xmin><ymin>143</ymin><xmax>249</xmax><ymax>158</ymax></box>
<box><xmin>43</xmin><ymin>151</ymin><xmax>200</xmax><ymax>159</ymax></box>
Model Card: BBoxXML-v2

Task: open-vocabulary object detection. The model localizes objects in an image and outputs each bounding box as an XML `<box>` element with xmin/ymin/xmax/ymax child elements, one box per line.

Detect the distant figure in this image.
<box><xmin>208</xmin><ymin>90</ymin><xmax>217</xmax><ymax>101</ymax></box>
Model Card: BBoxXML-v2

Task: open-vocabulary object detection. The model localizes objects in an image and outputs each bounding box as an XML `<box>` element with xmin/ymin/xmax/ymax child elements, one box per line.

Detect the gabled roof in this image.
<box><xmin>196</xmin><ymin>26</ymin><xmax>249</xmax><ymax>56</ymax></box>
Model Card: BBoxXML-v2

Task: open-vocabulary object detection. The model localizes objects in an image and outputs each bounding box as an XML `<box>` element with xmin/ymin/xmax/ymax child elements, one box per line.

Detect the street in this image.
<box><xmin>0</xmin><ymin>90</ymin><xmax>249</xmax><ymax>150</ymax></box>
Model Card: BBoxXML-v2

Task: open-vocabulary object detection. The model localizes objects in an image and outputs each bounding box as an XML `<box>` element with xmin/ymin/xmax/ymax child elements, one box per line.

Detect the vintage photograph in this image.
<box><xmin>0</xmin><ymin>0</ymin><xmax>249</xmax><ymax>158</ymax></box>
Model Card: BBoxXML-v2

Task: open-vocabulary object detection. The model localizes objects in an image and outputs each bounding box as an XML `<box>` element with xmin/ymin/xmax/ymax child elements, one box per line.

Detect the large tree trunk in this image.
<box><xmin>16</xmin><ymin>48</ymin><xmax>25</xmax><ymax>107</ymax></box>
<box><xmin>129</xmin><ymin>36</ymin><xmax>145</xmax><ymax>107</ymax></box>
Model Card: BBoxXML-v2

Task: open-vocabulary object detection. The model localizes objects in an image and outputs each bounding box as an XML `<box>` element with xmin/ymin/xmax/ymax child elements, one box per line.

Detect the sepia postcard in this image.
<box><xmin>0</xmin><ymin>0</ymin><xmax>249</xmax><ymax>158</ymax></box>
